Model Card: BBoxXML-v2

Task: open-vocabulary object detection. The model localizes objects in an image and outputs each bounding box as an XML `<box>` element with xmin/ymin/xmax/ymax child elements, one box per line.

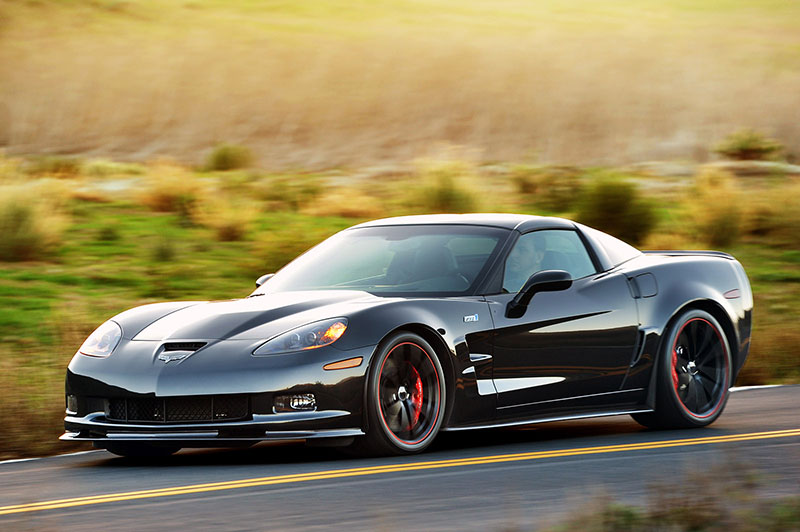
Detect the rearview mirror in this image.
<box><xmin>255</xmin><ymin>273</ymin><xmax>275</xmax><ymax>288</ymax></box>
<box><xmin>505</xmin><ymin>270</ymin><xmax>573</xmax><ymax>319</ymax></box>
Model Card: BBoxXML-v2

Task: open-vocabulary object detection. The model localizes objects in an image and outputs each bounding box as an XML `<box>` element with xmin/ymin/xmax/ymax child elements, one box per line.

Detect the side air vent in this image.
<box><xmin>163</xmin><ymin>342</ymin><xmax>207</xmax><ymax>352</ymax></box>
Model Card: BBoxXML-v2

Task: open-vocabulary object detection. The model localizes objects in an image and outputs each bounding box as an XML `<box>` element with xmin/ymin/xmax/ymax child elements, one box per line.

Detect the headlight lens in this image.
<box><xmin>78</xmin><ymin>321</ymin><xmax>122</xmax><ymax>358</ymax></box>
<box><xmin>253</xmin><ymin>318</ymin><xmax>348</xmax><ymax>356</ymax></box>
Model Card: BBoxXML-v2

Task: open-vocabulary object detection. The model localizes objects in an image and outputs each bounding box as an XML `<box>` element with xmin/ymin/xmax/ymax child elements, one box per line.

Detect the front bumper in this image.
<box><xmin>61</xmin><ymin>411</ymin><xmax>364</xmax><ymax>446</ymax></box>
<box><xmin>63</xmin><ymin>342</ymin><xmax>375</xmax><ymax>446</ymax></box>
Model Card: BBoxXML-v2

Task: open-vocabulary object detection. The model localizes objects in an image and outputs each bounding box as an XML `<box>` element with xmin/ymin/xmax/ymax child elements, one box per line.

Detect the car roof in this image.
<box><xmin>351</xmin><ymin>213</ymin><xmax>576</xmax><ymax>232</ymax></box>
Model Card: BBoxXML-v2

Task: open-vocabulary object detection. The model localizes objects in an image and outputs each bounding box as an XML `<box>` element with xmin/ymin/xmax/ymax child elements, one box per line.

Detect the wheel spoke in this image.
<box><xmin>688</xmin><ymin>321</ymin><xmax>700</xmax><ymax>358</ymax></box>
<box><xmin>695</xmin><ymin>343</ymin><xmax>718</xmax><ymax>368</ymax></box>
<box><xmin>698</xmin><ymin>373</ymin><xmax>717</xmax><ymax>400</ymax></box>
<box><xmin>382</xmin><ymin>358</ymin><xmax>403</xmax><ymax>389</ymax></box>
<box><xmin>402</xmin><ymin>401</ymin><xmax>416</xmax><ymax>432</ymax></box>
<box><xmin>682</xmin><ymin>379</ymin><xmax>698</xmax><ymax>411</ymax></box>
<box><xmin>695</xmin><ymin>376</ymin><xmax>711</xmax><ymax>407</ymax></box>
<box><xmin>695</xmin><ymin>324</ymin><xmax>713</xmax><ymax>361</ymax></box>
<box><xmin>396</xmin><ymin>401</ymin><xmax>410</xmax><ymax>432</ymax></box>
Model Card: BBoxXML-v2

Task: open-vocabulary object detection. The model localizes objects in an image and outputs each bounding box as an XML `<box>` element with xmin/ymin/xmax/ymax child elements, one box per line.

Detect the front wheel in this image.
<box><xmin>633</xmin><ymin>309</ymin><xmax>732</xmax><ymax>429</ymax></box>
<box><xmin>354</xmin><ymin>332</ymin><xmax>446</xmax><ymax>456</ymax></box>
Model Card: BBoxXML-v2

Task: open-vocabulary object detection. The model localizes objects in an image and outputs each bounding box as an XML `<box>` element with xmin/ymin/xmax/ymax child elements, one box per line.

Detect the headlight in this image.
<box><xmin>253</xmin><ymin>318</ymin><xmax>348</xmax><ymax>356</ymax></box>
<box><xmin>78</xmin><ymin>320</ymin><xmax>122</xmax><ymax>358</ymax></box>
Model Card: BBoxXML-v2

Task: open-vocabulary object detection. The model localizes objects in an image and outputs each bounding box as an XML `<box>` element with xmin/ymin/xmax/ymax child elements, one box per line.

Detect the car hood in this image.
<box><xmin>130</xmin><ymin>290</ymin><xmax>381</xmax><ymax>342</ymax></box>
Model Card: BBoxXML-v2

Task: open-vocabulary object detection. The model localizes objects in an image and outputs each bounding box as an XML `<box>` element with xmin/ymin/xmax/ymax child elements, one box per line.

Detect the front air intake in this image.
<box><xmin>106</xmin><ymin>395</ymin><xmax>249</xmax><ymax>423</ymax></box>
<box><xmin>162</xmin><ymin>342</ymin><xmax>207</xmax><ymax>352</ymax></box>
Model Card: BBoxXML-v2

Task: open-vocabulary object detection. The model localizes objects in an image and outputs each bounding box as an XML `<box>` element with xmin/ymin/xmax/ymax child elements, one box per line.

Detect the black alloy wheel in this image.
<box><xmin>357</xmin><ymin>332</ymin><xmax>446</xmax><ymax>455</ymax></box>
<box><xmin>633</xmin><ymin>309</ymin><xmax>732</xmax><ymax>429</ymax></box>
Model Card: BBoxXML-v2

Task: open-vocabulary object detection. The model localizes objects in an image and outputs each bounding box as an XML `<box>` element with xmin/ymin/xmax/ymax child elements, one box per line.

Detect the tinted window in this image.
<box><xmin>257</xmin><ymin>225</ymin><xmax>509</xmax><ymax>296</ymax></box>
<box><xmin>503</xmin><ymin>230</ymin><xmax>597</xmax><ymax>293</ymax></box>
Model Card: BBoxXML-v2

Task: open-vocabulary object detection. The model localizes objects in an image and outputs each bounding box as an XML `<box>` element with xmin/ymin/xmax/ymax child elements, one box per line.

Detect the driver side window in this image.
<box><xmin>502</xmin><ymin>230</ymin><xmax>596</xmax><ymax>293</ymax></box>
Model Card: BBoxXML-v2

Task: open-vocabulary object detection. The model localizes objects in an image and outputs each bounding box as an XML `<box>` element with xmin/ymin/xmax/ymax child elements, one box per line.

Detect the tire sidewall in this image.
<box><xmin>660</xmin><ymin>309</ymin><xmax>732</xmax><ymax>427</ymax></box>
<box><xmin>366</xmin><ymin>332</ymin><xmax>446</xmax><ymax>454</ymax></box>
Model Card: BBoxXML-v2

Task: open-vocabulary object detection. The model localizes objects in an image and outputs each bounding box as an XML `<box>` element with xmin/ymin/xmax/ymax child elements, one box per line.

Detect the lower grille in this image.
<box><xmin>106</xmin><ymin>395</ymin><xmax>249</xmax><ymax>423</ymax></box>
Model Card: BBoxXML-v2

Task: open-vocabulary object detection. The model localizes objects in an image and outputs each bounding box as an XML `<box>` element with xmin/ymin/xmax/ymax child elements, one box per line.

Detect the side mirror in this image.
<box><xmin>505</xmin><ymin>270</ymin><xmax>572</xmax><ymax>319</ymax></box>
<box><xmin>255</xmin><ymin>273</ymin><xmax>275</xmax><ymax>288</ymax></box>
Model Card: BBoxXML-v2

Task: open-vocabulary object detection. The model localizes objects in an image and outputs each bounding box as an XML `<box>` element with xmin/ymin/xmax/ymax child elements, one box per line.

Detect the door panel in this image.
<box><xmin>488</xmin><ymin>272</ymin><xmax>639</xmax><ymax>410</ymax></box>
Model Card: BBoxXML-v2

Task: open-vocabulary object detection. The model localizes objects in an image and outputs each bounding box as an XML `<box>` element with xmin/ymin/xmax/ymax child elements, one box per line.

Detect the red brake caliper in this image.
<box><xmin>671</xmin><ymin>348</ymin><xmax>679</xmax><ymax>391</ymax></box>
<box><xmin>406</xmin><ymin>363</ymin><xmax>423</xmax><ymax>431</ymax></box>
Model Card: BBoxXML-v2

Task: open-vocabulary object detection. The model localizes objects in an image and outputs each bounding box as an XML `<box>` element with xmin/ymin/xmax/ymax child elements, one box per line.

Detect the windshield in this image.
<box><xmin>256</xmin><ymin>225</ymin><xmax>510</xmax><ymax>296</ymax></box>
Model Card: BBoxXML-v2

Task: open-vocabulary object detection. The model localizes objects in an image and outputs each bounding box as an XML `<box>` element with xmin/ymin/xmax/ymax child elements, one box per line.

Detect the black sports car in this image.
<box><xmin>62</xmin><ymin>214</ymin><xmax>753</xmax><ymax>457</ymax></box>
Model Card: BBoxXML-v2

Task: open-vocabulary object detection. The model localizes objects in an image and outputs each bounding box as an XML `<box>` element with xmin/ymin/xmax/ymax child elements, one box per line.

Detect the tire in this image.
<box><xmin>633</xmin><ymin>309</ymin><xmax>732</xmax><ymax>429</ymax></box>
<box><xmin>353</xmin><ymin>332</ymin><xmax>446</xmax><ymax>456</ymax></box>
<box><xmin>103</xmin><ymin>442</ymin><xmax>181</xmax><ymax>458</ymax></box>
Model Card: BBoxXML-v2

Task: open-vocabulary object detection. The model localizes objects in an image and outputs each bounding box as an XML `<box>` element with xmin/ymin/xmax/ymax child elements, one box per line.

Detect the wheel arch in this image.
<box><xmin>362</xmin><ymin>323</ymin><xmax>456</xmax><ymax>432</ymax></box>
<box><xmin>667</xmin><ymin>299</ymin><xmax>738</xmax><ymax>378</ymax></box>
<box><xmin>647</xmin><ymin>298</ymin><xmax>738</xmax><ymax>409</ymax></box>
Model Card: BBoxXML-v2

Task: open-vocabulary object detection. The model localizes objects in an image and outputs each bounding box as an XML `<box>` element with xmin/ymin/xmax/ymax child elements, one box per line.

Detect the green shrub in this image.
<box><xmin>0</xmin><ymin>185</ymin><xmax>66</xmax><ymax>261</ymax></box>
<box><xmin>253</xmin><ymin>174</ymin><xmax>322</xmax><ymax>211</ymax></box>
<box><xmin>194</xmin><ymin>195</ymin><xmax>257</xmax><ymax>242</ymax></box>
<box><xmin>409</xmin><ymin>159</ymin><xmax>479</xmax><ymax>213</ymax></box>
<box><xmin>205</xmin><ymin>143</ymin><xmax>254</xmax><ymax>171</ymax></box>
<box><xmin>576</xmin><ymin>174</ymin><xmax>656</xmax><ymax>246</ymax></box>
<box><xmin>714</xmin><ymin>128</ymin><xmax>782</xmax><ymax>161</ymax></box>
<box><xmin>84</xmin><ymin>158</ymin><xmax>145</xmax><ymax>177</ymax></box>
<box><xmin>138</xmin><ymin>164</ymin><xmax>207</xmax><ymax>224</ymax></box>
<box><xmin>23</xmin><ymin>155</ymin><xmax>83</xmax><ymax>177</ymax></box>
<box><xmin>303</xmin><ymin>187</ymin><xmax>383</xmax><ymax>219</ymax></box>
<box><xmin>686</xmin><ymin>168</ymin><xmax>742</xmax><ymax>248</ymax></box>
<box><xmin>151</xmin><ymin>238</ymin><xmax>176</xmax><ymax>263</ymax></box>
<box><xmin>510</xmin><ymin>165</ymin><xmax>583</xmax><ymax>212</ymax></box>
<box><xmin>97</xmin><ymin>226</ymin><xmax>121</xmax><ymax>242</ymax></box>
<box><xmin>743</xmin><ymin>180</ymin><xmax>800</xmax><ymax>247</ymax></box>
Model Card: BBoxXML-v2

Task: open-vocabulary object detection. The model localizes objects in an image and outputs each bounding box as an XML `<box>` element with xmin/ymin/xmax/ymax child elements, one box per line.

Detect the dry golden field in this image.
<box><xmin>1</xmin><ymin>0</ymin><xmax>799</xmax><ymax>168</ymax></box>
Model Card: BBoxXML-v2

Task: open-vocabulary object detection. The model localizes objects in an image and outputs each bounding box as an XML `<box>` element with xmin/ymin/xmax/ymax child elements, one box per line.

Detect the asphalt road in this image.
<box><xmin>1</xmin><ymin>386</ymin><xmax>798</xmax><ymax>531</ymax></box>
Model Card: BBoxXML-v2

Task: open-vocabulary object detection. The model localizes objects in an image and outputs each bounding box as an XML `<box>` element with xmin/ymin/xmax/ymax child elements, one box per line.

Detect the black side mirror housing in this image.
<box><xmin>505</xmin><ymin>270</ymin><xmax>573</xmax><ymax>319</ymax></box>
<box><xmin>255</xmin><ymin>273</ymin><xmax>275</xmax><ymax>288</ymax></box>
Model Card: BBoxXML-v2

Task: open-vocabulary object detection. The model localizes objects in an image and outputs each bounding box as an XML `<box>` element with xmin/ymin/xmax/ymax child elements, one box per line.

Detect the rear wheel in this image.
<box><xmin>353</xmin><ymin>332</ymin><xmax>446</xmax><ymax>455</ymax></box>
<box><xmin>633</xmin><ymin>309</ymin><xmax>732</xmax><ymax>429</ymax></box>
<box><xmin>102</xmin><ymin>442</ymin><xmax>181</xmax><ymax>458</ymax></box>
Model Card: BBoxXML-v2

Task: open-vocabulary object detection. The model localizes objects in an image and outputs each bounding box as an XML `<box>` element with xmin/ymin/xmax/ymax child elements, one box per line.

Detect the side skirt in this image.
<box><xmin>441</xmin><ymin>407</ymin><xmax>653</xmax><ymax>432</ymax></box>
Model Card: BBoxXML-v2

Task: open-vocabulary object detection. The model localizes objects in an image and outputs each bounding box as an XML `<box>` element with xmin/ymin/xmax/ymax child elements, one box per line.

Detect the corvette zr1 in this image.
<box><xmin>62</xmin><ymin>214</ymin><xmax>752</xmax><ymax>456</ymax></box>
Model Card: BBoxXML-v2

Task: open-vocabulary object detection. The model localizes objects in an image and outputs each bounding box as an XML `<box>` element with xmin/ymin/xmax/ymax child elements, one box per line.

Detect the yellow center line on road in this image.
<box><xmin>2</xmin><ymin>428</ymin><xmax>799</xmax><ymax>516</ymax></box>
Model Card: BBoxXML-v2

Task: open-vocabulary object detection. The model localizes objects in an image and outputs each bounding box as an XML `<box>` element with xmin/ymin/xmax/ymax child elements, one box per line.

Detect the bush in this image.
<box><xmin>84</xmin><ymin>158</ymin><xmax>145</xmax><ymax>177</ymax></box>
<box><xmin>714</xmin><ymin>128</ymin><xmax>783</xmax><ymax>161</ymax></box>
<box><xmin>510</xmin><ymin>165</ymin><xmax>583</xmax><ymax>212</ymax></box>
<box><xmin>151</xmin><ymin>237</ymin><xmax>176</xmax><ymax>262</ymax></box>
<box><xmin>194</xmin><ymin>195</ymin><xmax>258</xmax><ymax>242</ymax></box>
<box><xmin>204</xmin><ymin>143</ymin><xmax>254</xmax><ymax>171</ymax></box>
<box><xmin>0</xmin><ymin>184</ymin><xmax>67</xmax><ymax>261</ymax></box>
<box><xmin>685</xmin><ymin>168</ymin><xmax>742</xmax><ymax>248</ymax></box>
<box><xmin>302</xmin><ymin>187</ymin><xmax>383</xmax><ymax>219</ymax></box>
<box><xmin>253</xmin><ymin>174</ymin><xmax>322</xmax><ymax>211</ymax></box>
<box><xmin>22</xmin><ymin>155</ymin><xmax>83</xmax><ymax>177</ymax></box>
<box><xmin>575</xmin><ymin>173</ymin><xmax>656</xmax><ymax>246</ymax></box>
<box><xmin>138</xmin><ymin>164</ymin><xmax>207</xmax><ymax>223</ymax></box>
<box><xmin>408</xmin><ymin>159</ymin><xmax>480</xmax><ymax>213</ymax></box>
<box><xmin>742</xmin><ymin>181</ymin><xmax>800</xmax><ymax>247</ymax></box>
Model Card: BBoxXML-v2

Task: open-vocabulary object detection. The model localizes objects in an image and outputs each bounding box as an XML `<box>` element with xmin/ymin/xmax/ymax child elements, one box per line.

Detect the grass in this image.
<box><xmin>2</xmin><ymin>1</ymin><xmax>800</xmax><ymax>168</ymax></box>
<box><xmin>0</xmin><ymin>153</ymin><xmax>797</xmax><ymax>459</ymax></box>
<box><xmin>547</xmin><ymin>456</ymin><xmax>800</xmax><ymax>531</ymax></box>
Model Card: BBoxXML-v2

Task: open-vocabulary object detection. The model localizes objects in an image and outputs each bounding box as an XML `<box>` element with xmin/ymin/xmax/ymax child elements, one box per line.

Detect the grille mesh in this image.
<box><xmin>107</xmin><ymin>395</ymin><xmax>249</xmax><ymax>423</ymax></box>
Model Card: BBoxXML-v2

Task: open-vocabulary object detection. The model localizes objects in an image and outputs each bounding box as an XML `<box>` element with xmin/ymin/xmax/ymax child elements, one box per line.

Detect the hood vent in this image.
<box><xmin>162</xmin><ymin>342</ymin><xmax>207</xmax><ymax>352</ymax></box>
